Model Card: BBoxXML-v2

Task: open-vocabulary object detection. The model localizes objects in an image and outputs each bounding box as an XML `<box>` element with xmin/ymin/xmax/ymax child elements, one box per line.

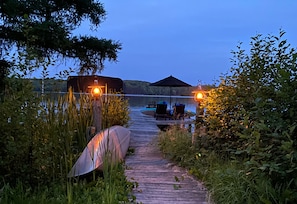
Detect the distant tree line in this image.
<box><xmin>29</xmin><ymin>78</ymin><xmax>215</xmax><ymax>95</ymax></box>
<box><xmin>29</xmin><ymin>78</ymin><xmax>68</xmax><ymax>92</ymax></box>
<box><xmin>123</xmin><ymin>80</ymin><xmax>214</xmax><ymax>95</ymax></box>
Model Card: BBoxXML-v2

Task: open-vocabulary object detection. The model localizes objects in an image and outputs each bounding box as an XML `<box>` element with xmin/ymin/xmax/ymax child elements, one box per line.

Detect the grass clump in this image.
<box><xmin>158</xmin><ymin>126</ymin><xmax>295</xmax><ymax>204</ymax></box>
<box><xmin>158</xmin><ymin>126</ymin><xmax>195</xmax><ymax>167</ymax></box>
<box><xmin>1</xmin><ymin>162</ymin><xmax>136</xmax><ymax>204</ymax></box>
<box><xmin>0</xmin><ymin>77</ymin><xmax>134</xmax><ymax>203</ymax></box>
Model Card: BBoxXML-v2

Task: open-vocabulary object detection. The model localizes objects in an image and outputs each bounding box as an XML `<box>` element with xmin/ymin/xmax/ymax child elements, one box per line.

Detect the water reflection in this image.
<box><xmin>124</xmin><ymin>94</ymin><xmax>197</xmax><ymax>113</ymax></box>
<box><xmin>37</xmin><ymin>92</ymin><xmax>198</xmax><ymax>113</ymax></box>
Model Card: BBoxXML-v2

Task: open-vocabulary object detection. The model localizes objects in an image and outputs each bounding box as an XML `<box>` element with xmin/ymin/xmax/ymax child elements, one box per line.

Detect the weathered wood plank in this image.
<box><xmin>125</xmin><ymin>108</ymin><xmax>209</xmax><ymax>204</ymax></box>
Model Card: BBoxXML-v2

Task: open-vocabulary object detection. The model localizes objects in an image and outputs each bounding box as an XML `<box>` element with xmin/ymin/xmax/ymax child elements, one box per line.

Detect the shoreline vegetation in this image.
<box><xmin>0</xmin><ymin>83</ymin><xmax>135</xmax><ymax>203</ymax></box>
<box><xmin>2</xmin><ymin>31</ymin><xmax>297</xmax><ymax>203</ymax></box>
<box><xmin>2</xmin><ymin>0</ymin><xmax>296</xmax><ymax>202</ymax></box>
<box><xmin>28</xmin><ymin>78</ymin><xmax>215</xmax><ymax>96</ymax></box>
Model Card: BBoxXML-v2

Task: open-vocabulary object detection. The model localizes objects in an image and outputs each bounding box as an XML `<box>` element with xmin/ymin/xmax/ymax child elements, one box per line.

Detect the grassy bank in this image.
<box><xmin>158</xmin><ymin>126</ymin><xmax>294</xmax><ymax>204</ymax></box>
<box><xmin>0</xmin><ymin>78</ymin><xmax>134</xmax><ymax>203</ymax></box>
<box><xmin>1</xmin><ymin>162</ymin><xmax>136</xmax><ymax>204</ymax></box>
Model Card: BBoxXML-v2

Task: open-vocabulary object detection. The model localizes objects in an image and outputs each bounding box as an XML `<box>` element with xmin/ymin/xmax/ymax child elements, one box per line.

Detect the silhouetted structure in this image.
<box><xmin>67</xmin><ymin>75</ymin><xmax>123</xmax><ymax>93</ymax></box>
<box><xmin>150</xmin><ymin>75</ymin><xmax>192</xmax><ymax>108</ymax></box>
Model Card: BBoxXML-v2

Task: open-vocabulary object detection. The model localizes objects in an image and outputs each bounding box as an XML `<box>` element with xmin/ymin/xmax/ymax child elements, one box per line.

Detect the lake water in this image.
<box><xmin>124</xmin><ymin>94</ymin><xmax>197</xmax><ymax>113</ymax></box>
<box><xmin>41</xmin><ymin>92</ymin><xmax>197</xmax><ymax>113</ymax></box>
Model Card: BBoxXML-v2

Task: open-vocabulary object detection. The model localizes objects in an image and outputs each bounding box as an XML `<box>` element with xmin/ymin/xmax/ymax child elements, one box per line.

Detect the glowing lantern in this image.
<box><xmin>92</xmin><ymin>87</ymin><xmax>102</xmax><ymax>97</ymax></box>
<box><xmin>88</xmin><ymin>80</ymin><xmax>103</xmax><ymax>99</ymax></box>
<box><xmin>195</xmin><ymin>92</ymin><xmax>203</xmax><ymax>101</ymax></box>
<box><xmin>193</xmin><ymin>91</ymin><xmax>204</xmax><ymax>102</ymax></box>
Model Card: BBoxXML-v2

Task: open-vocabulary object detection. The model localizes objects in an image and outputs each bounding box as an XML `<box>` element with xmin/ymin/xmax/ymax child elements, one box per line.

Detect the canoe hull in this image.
<box><xmin>68</xmin><ymin>125</ymin><xmax>131</xmax><ymax>177</ymax></box>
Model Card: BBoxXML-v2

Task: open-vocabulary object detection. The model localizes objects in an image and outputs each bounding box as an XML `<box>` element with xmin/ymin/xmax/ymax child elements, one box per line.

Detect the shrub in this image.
<box><xmin>201</xmin><ymin>30</ymin><xmax>297</xmax><ymax>203</ymax></box>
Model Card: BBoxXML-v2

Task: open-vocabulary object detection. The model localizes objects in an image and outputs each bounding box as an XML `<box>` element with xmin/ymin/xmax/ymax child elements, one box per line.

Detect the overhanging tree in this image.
<box><xmin>0</xmin><ymin>0</ymin><xmax>121</xmax><ymax>75</ymax></box>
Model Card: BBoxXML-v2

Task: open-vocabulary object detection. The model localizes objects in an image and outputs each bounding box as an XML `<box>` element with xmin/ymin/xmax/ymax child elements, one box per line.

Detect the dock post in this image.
<box><xmin>86</xmin><ymin>80</ymin><xmax>103</xmax><ymax>141</ymax></box>
<box><xmin>192</xmin><ymin>87</ymin><xmax>204</xmax><ymax>145</ymax></box>
<box><xmin>193</xmin><ymin>101</ymin><xmax>204</xmax><ymax>144</ymax></box>
<box><xmin>92</xmin><ymin>98</ymin><xmax>102</xmax><ymax>134</ymax></box>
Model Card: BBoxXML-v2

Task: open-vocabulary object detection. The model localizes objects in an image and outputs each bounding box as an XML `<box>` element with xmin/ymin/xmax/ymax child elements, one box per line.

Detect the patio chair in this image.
<box><xmin>155</xmin><ymin>103</ymin><xmax>169</xmax><ymax>120</ymax></box>
<box><xmin>173</xmin><ymin>104</ymin><xmax>185</xmax><ymax>120</ymax></box>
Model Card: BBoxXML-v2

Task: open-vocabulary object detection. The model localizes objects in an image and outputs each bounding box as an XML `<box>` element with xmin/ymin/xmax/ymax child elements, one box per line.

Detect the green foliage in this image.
<box><xmin>30</xmin><ymin>78</ymin><xmax>67</xmax><ymax>92</ymax></box>
<box><xmin>157</xmin><ymin>30</ymin><xmax>297</xmax><ymax>203</ymax></box>
<box><xmin>0</xmin><ymin>78</ymin><xmax>42</xmax><ymax>186</ymax></box>
<box><xmin>0</xmin><ymin>80</ymin><xmax>93</xmax><ymax>186</ymax></box>
<box><xmin>0</xmin><ymin>0</ymin><xmax>121</xmax><ymax>75</ymax></box>
<box><xmin>0</xmin><ymin>59</ymin><xmax>11</xmax><ymax>100</ymax></box>
<box><xmin>158</xmin><ymin>126</ymin><xmax>296</xmax><ymax>204</ymax></box>
<box><xmin>102</xmin><ymin>94</ymin><xmax>130</xmax><ymax>128</ymax></box>
<box><xmin>158</xmin><ymin>126</ymin><xmax>196</xmax><ymax>167</ymax></box>
<box><xmin>200</xmin><ymin>30</ymin><xmax>297</xmax><ymax>203</ymax></box>
<box><xmin>0</xmin><ymin>76</ymin><xmax>132</xmax><ymax>203</ymax></box>
<box><xmin>206</xmin><ymin>163</ymin><xmax>282</xmax><ymax>204</ymax></box>
<box><xmin>0</xmin><ymin>162</ymin><xmax>136</xmax><ymax>204</ymax></box>
<box><xmin>100</xmin><ymin>161</ymin><xmax>137</xmax><ymax>204</ymax></box>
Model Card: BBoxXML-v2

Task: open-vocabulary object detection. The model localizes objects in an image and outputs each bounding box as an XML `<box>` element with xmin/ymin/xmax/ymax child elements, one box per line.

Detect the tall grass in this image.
<box><xmin>0</xmin><ymin>79</ymin><xmax>134</xmax><ymax>203</ymax></box>
<box><xmin>158</xmin><ymin>126</ymin><xmax>290</xmax><ymax>204</ymax></box>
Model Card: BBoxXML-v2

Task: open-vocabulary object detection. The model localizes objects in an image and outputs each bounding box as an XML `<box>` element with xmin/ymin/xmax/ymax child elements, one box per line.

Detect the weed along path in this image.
<box><xmin>125</xmin><ymin>108</ymin><xmax>208</xmax><ymax>204</ymax></box>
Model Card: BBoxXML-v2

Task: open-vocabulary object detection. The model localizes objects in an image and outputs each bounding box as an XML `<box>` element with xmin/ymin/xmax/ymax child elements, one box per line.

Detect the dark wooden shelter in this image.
<box><xmin>67</xmin><ymin>75</ymin><xmax>123</xmax><ymax>93</ymax></box>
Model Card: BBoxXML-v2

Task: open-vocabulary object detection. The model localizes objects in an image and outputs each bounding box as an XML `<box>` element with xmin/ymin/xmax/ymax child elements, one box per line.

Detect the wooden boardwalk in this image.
<box><xmin>125</xmin><ymin>109</ymin><xmax>209</xmax><ymax>204</ymax></box>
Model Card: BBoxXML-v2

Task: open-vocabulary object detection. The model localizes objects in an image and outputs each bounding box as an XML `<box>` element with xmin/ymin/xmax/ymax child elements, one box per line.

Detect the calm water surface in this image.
<box><xmin>125</xmin><ymin>94</ymin><xmax>197</xmax><ymax>113</ymax></box>
<box><xmin>42</xmin><ymin>93</ymin><xmax>197</xmax><ymax>113</ymax></box>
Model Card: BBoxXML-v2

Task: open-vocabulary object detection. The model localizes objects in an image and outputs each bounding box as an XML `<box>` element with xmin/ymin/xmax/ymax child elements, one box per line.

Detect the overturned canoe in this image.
<box><xmin>68</xmin><ymin>125</ymin><xmax>131</xmax><ymax>177</ymax></box>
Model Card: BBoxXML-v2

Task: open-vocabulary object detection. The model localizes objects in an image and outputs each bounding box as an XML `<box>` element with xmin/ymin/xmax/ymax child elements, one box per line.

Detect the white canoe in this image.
<box><xmin>68</xmin><ymin>125</ymin><xmax>131</xmax><ymax>177</ymax></box>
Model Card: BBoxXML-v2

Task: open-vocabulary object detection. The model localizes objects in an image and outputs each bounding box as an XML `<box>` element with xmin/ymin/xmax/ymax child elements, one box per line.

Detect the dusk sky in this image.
<box><xmin>53</xmin><ymin>0</ymin><xmax>297</xmax><ymax>86</ymax></box>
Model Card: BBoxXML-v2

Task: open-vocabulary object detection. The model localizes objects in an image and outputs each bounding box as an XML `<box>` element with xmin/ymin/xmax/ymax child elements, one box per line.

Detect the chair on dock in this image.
<box><xmin>173</xmin><ymin>104</ymin><xmax>185</xmax><ymax>120</ymax></box>
<box><xmin>155</xmin><ymin>103</ymin><xmax>170</xmax><ymax>120</ymax></box>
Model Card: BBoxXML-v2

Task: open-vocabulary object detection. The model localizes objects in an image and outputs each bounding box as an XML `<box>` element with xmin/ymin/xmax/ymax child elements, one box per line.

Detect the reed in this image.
<box><xmin>0</xmin><ymin>81</ymin><xmax>134</xmax><ymax>203</ymax></box>
<box><xmin>158</xmin><ymin>126</ymin><xmax>287</xmax><ymax>204</ymax></box>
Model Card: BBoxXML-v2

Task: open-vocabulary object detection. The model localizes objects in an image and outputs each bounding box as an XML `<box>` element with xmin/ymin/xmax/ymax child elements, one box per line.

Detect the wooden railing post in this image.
<box><xmin>86</xmin><ymin>80</ymin><xmax>103</xmax><ymax>142</ymax></box>
<box><xmin>92</xmin><ymin>97</ymin><xmax>102</xmax><ymax>134</ymax></box>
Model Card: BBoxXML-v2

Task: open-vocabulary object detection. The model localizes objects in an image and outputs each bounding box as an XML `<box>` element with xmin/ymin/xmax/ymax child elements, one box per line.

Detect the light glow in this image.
<box><xmin>92</xmin><ymin>87</ymin><xmax>102</xmax><ymax>97</ymax></box>
<box><xmin>196</xmin><ymin>92</ymin><xmax>203</xmax><ymax>100</ymax></box>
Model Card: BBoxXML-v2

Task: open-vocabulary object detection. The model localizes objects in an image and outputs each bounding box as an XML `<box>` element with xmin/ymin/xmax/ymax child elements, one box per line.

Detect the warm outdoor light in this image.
<box><xmin>92</xmin><ymin>87</ymin><xmax>102</xmax><ymax>97</ymax></box>
<box><xmin>88</xmin><ymin>79</ymin><xmax>104</xmax><ymax>99</ymax></box>
<box><xmin>192</xmin><ymin>86</ymin><xmax>206</xmax><ymax>144</ymax></box>
<box><xmin>195</xmin><ymin>92</ymin><xmax>203</xmax><ymax>101</ymax></box>
<box><xmin>87</xmin><ymin>80</ymin><xmax>105</xmax><ymax>137</ymax></box>
<box><xmin>193</xmin><ymin>91</ymin><xmax>204</xmax><ymax>102</ymax></box>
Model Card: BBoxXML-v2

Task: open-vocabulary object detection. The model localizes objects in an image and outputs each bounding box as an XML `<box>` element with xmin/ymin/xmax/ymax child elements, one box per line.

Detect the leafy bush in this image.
<box><xmin>201</xmin><ymin>30</ymin><xmax>297</xmax><ymax>203</ymax></box>
<box><xmin>0</xmin><ymin>78</ymin><xmax>42</xmax><ymax>186</ymax></box>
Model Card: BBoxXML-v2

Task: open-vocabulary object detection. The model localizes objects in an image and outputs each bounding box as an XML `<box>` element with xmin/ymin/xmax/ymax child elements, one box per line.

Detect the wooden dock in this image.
<box><xmin>125</xmin><ymin>109</ymin><xmax>209</xmax><ymax>204</ymax></box>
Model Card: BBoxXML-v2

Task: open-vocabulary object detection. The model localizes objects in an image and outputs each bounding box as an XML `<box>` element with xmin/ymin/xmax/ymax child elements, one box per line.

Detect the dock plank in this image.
<box><xmin>125</xmin><ymin>109</ymin><xmax>209</xmax><ymax>204</ymax></box>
